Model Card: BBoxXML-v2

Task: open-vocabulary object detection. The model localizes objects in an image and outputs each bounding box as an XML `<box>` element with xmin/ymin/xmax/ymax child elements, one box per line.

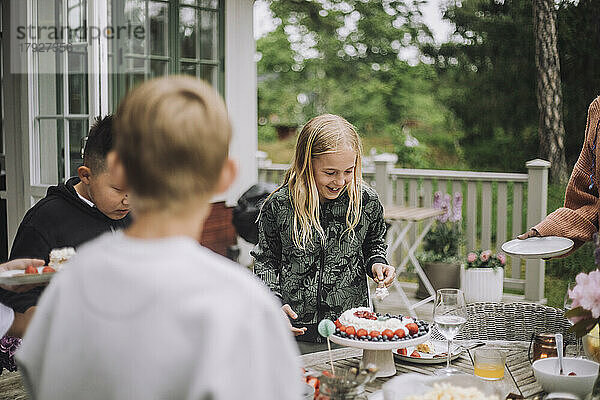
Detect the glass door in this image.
<box><xmin>29</xmin><ymin>0</ymin><xmax>91</xmax><ymax>203</ymax></box>
<box><xmin>109</xmin><ymin>0</ymin><xmax>224</xmax><ymax>111</ymax></box>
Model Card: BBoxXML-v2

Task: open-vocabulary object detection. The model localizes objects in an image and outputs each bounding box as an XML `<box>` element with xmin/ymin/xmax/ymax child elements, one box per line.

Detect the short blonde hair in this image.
<box><xmin>114</xmin><ymin>76</ymin><xmax>231</xmax><ymax>212</ymax></box>
<box><xmin>280</xmin><ymin>114</ymin><xmax>363</xmax><ymax>248</ymax></box>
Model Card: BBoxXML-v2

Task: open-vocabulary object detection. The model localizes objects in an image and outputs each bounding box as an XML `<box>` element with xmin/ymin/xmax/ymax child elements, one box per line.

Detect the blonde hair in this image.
<box><xmin>114</xmin><ymin>76</ymin><xmax>231</xmax><ymax>212</ymax></box>
<box><xmin>280</xmin><ymin>114</ymin><xmax>363</xmax><ymax>249</ymax></box>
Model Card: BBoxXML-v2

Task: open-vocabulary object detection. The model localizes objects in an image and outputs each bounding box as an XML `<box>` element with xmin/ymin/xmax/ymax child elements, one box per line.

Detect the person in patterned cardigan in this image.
<box><xmin>252</xmin><ymin>114</ymin><xmax>395</xmax><ymax>351</ymax></box>
<box><xmin>519</xmin><ymin>96</ymin><xmax>600</xmax><ymax>255</ymax></box>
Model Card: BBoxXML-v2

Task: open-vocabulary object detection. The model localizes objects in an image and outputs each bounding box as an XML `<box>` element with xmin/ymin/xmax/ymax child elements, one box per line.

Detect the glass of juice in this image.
<box><xmin>473</xmin><ymin>348</ymin><xmax>505</xmax><ymax>380</ymax></box>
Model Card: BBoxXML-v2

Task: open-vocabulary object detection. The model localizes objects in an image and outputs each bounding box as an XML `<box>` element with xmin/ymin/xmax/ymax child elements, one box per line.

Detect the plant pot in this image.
<box><xmin>416</xmin><ymin>262</ymin><xmax>461</xmax><ymax>299</ymax></box>
<box><xmin>461</xmin><ymin>266</ymin><xmax>504</xmax><ymax>303</ymax></box>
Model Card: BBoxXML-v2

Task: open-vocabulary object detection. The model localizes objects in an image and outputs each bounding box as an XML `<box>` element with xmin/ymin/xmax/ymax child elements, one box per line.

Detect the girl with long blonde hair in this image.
<box><xmin>253</xmin><ymin>114</ymin><xmax>395</xmax><ymax>351</ymax></box>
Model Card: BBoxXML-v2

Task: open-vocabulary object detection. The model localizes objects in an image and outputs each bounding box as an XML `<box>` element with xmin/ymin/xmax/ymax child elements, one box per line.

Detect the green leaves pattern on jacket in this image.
<box><xmin>252</xmin><ymin>184</ymin><xmax>388</xmax><ymax>327</ymax></box>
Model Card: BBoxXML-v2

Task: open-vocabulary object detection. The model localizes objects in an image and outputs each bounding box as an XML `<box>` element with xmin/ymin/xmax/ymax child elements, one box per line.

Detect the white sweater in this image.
<box><xmin>17</xmin><ymin>232</ymin><xmax>302</xmax><ymax>400</ymax></box>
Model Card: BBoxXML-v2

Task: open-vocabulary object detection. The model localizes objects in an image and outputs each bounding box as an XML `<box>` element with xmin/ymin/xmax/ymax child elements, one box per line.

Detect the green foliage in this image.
<box><xmin>420</xmin><ymin>222</ymin><xmax>462</xmax><ymax>263</ymax></box>
<box><xmin>258</xmin><ymin>124</ymin><xmax>277</xmax><ymax>143</ymax></box>
<box><xmin>256</xmin><ymin>0</ymin><xmax>467</xmax><ymax>170</ymax></box>
<box><xmin>422</xmin><ymin>0</ymin><xmax>539</xmax><ymax>172</ymax></box>
<box><xmin>420</xmin><ymin>0</ymin><xmax>600</xmax><ymax>174</ymax></box>
<box><xmin>557</xmin><ymin>0</ymin><xmax>600</xmax><ymax>167</ymax></box>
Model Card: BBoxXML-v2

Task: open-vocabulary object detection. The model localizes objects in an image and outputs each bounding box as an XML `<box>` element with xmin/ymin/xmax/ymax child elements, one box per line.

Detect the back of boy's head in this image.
<box><xmin>84</xmin><ymin>115</ymin><xmax>114</xmax><ymax>174</ymax></box>
<box><xmin>114</xmin><ymin>76</ymin><xmax>231</xmax><ymax>212</ymax></box>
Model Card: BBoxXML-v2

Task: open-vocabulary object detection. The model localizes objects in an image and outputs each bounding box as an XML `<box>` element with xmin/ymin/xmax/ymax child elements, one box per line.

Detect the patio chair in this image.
<box><xmin>431</xmin><ymin>302</ymin><xmax>576</xmax><ymax>344</ymax></box>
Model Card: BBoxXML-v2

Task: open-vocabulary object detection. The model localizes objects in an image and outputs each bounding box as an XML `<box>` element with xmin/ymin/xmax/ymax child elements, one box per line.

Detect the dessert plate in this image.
<box><xmin>501</xmin><ymin>236</ymin><xmax>574</xmax><ymax>259</ymax></box>
<box><xmin>0</xmin><ymin>267</ymin><xmax>55</xmax><ymax>285</ymax></box>
<box><xmin>393</xmin><ymin>340</ymin><xmax>462</xmax><ymax>364</ymax></box>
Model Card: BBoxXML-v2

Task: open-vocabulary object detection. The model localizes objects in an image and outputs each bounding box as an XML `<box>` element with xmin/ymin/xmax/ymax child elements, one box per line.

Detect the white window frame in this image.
<box><xmin>28</xmin><ymin>0</ymin><xmax>109</xmax><ymax>205</ymax></box>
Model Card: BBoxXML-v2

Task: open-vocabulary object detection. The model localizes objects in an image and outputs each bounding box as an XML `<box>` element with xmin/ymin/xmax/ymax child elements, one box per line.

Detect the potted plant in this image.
<box><xmin>416</xmin><ymin>192</ymin><xmax>462</xmax><ymax>299</ymax></box>
<box><xmin>461</xmin><ymin>249</ymin><xmax>506</xmax><ymax>303</ymax></box>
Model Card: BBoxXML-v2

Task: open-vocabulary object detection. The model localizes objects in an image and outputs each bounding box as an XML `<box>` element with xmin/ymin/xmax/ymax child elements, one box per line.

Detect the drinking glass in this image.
<box><xmin>433</xmin><ymin>288</ymin><xmax>467</xmax><ymax>376</ymax></box>
<box><xmin>473</xmin><ymin>348</ymin><xmax>505</xmax><ymax>380</ymax></box>
<box><xmin>564</xmin><ymin>281</ymin><xmax>582</xmax><ymax>357</ymax></box>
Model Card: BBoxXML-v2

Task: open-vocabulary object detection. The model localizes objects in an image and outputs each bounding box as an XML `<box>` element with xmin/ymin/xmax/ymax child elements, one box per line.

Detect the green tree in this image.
<box><xmin>423</xmin><ymin>0</ymin><xmax>539</xmax><ymax>172</ymax></box>
<box><xmin>423</xmin><ymin>0</ymin><xmax>600</xmax><ymax>174</ymax></box>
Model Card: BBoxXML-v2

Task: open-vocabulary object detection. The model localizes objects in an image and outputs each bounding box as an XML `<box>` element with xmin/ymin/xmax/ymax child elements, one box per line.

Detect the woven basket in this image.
<box><xmin>431</xmin><ymin>302</ymin><xmax>575</xmax><ymax>344</ymax></box>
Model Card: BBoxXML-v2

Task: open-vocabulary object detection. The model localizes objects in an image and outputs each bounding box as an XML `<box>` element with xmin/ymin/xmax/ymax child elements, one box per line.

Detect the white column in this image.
<box><xmin>525</xmin><ymin>158</ymin><xmax>551</xmax><ymax>302</ymax></box>
<box><xmin>223</xmin><ymin>0</ymin><xmax>257</xmax><ymax>206</ymax></box>
<box><xmin>373</xmin><ymin>153</ymin><xmax>397</xmax><ymax>206</ymax></box>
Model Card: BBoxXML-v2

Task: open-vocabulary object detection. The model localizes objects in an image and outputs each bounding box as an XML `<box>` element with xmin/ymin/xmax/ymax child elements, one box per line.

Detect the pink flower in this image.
<box><xmin>569</xmin><ymin>270</ymin><xmax>600</xmax><ymax>319</ymax></box>
<box><xmin>480</xmin><ymin>250</ymin><xmax>492</xmax><ymax>262</ymax></box>
<box><xmin>497</xmin><ymin>253</ymin><xmax>506</xmax><ymax>265</ymax></box>
<box><xmin>467</xmin><ymin>252</ymin><xmax>477</xmax><ymax>263</ymax></box>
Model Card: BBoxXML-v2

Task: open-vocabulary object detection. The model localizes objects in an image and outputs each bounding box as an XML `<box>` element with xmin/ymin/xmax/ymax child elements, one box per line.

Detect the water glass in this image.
<box><xmin>433</xmin><ymin>288</ymin><xmax>467</xmax><ymax>376</ymax></box>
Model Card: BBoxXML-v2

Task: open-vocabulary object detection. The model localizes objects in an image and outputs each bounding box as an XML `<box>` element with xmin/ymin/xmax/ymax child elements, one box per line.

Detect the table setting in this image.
<box><xmin>301</xmin><ymin>284</ymin><xmax>600</xmax><ymax>400</ymax></box>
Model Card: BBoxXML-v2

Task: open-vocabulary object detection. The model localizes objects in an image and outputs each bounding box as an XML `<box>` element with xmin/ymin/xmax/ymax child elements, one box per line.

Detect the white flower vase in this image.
<box><xmin>461</xmin><ymin>266</ymin><xmax>504</xmax><ymax>303</ymax></box>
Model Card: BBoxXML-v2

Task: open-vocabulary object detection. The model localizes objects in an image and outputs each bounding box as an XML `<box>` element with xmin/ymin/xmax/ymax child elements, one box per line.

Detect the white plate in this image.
<box><xmin>329</xmin><ymin>330</ymin><xmax>431</xmax><ymax>351</ymax></box>
<box><xmin>0</xmin><ymin>266</ymin><xmax>55</xmax><ymax>285</ymax></box>
<box><xmin>393</xmin><ymin>340</ymin><xmax>462</xmax><ymax>364</ymax></box>
<box><xmin>501</xmin><ymin>236</ymin><xmax>574</xmax><ymax>259</ymax></box>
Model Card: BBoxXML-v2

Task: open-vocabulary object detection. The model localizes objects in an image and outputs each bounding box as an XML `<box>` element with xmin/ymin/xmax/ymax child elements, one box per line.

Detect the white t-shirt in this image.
<box><xmin>17</xmin><ymin>232</ymin><xmax>303</xmax><ymax>400</ymax></box>
<box><xmin>0</xmin><ymin>303</ymin><xmax>14</xmax><ymax>337</ymax></box>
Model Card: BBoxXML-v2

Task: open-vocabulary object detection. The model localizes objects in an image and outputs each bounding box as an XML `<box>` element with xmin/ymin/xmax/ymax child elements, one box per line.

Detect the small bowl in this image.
<box><xmin>532</xmin><ymin>357</ymin><xmax>598</xmax><ymax>398</ymax></box>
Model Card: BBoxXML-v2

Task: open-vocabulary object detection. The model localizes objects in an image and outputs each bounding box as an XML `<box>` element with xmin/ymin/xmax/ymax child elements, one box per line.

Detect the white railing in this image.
<box><xmin>256</xmin><ymin>151</ymin><xmax>551</xmax><ymax>302</ymax></box>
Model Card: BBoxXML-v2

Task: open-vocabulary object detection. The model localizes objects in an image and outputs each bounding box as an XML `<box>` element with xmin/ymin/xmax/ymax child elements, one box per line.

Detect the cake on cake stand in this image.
<box><xmin>329</xmin><ymin>331</ymin><xmax>431</xmax><ymax>377</ymax></box>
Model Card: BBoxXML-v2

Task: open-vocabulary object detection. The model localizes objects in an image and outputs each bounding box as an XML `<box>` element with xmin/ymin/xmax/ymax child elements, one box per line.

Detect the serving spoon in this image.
<box><xmin>555</xmin><ymin>333</ymin><xmax>564</xmax><ymax>375</ymax></box>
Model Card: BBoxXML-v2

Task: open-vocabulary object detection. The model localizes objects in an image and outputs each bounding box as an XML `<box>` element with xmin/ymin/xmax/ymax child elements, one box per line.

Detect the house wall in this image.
<box><xmin>200</xmin><ymin>0</ymin><xmax>258</xmax><ymax>257</ymax></box>
<box><xmin>2</xmin><ymin>0</ymin><xmax>257</xmax><ymax>256</ymax></box>
<box><xmin>200</xmin><ymin>201</ymin><xmax>236</xmax><ymax>257</ymax></box>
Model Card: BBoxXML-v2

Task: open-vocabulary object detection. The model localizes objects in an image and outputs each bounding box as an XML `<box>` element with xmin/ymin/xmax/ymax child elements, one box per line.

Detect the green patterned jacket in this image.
<box><xmin>252</xmin><ymin>184</ymin><xmax>388</xmax><ymax>342</ymax></box>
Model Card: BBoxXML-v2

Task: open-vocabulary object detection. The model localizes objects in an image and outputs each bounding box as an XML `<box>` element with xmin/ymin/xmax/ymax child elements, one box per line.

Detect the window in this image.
<box><xmin>32</xmin><ymin>0</ymin><xmax>89</xmax><ymax>185</ymax></box>
<box><xmin>27</xmin><ymin>0</ymin><xmax>224</xmax><ymax>186</ymax></box>
<box><xmin>109</xmin><ymin>0</ymin><xmax>224</xmax><ymax>111</ymax></box>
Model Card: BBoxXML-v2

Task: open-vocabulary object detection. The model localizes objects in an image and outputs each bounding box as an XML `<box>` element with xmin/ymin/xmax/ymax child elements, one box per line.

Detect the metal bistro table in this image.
<box><xmin>383</xmin><ymin>206</ymin><xmax>445</xmax><ymax>318</ymax></box>
<box><xmin>302</xmin><ymin>340</ymin><xmax>550</xmax><ymax>399</ymax></box>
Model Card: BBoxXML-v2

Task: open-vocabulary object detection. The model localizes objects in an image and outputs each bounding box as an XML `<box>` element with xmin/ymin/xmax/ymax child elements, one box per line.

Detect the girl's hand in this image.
<box><xmin>372</xmin><ymin>263</ymin><xmax>396</xmax><ymax>287</ymax></box>
<box><xmin>281</xmin><ymin>304</ymin><xmax>307</xmax><ymax>336</ymax></box>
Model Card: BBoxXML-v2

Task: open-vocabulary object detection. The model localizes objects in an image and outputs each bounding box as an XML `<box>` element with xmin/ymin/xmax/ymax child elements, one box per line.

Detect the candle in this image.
<box><xmin>530</xmin><ymin>333</ymin><xmax>561</xmax><ymax>363</ymax></box>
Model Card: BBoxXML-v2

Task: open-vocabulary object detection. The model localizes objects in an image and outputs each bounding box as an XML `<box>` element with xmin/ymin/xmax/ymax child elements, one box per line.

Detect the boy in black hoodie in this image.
<box><xmin>0</xmin><ymin>115</ymin><xmax>132</xmax><ymax>326</ymax></box>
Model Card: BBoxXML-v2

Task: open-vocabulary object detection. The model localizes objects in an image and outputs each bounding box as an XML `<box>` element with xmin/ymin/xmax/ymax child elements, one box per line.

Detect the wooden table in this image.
<box><xmin>383</xmin><ymin>206</ymin><xmax>445</xmax><ymax>317</ymax></box>
<box><xmin>302</xmin><ymin>341</ymin><xmax>551</xmax><ymax>399</ymax></box>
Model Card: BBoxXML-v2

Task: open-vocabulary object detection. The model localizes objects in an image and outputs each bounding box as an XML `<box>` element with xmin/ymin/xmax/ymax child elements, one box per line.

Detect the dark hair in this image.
<box><xmin>83</xmin><ymin>115</ymin><xmax>114</xmax><ymax>173</ymax></box>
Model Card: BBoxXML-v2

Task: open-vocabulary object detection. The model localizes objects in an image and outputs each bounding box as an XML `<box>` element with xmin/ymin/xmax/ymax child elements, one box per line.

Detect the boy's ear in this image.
<box><xmin>106</xmin><ymin>151</ymin><xmax>128</xmax><ymax>189</ymax></box>
<box><xmin>77</xmin><ymin>165</ymin><xmax>93</xmax><ymax>184</ymax></box>
<box><xmin>214</xmin><ymin>158</ymin><xmax>237</xmax><ymax>195</ymax></box>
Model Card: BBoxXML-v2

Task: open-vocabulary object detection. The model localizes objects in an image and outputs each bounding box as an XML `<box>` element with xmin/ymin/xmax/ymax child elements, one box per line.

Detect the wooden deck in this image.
<box><xmin>0</xmin><ymin>371</ymin><xmax>27</xmax><ymax>400</ymax></box>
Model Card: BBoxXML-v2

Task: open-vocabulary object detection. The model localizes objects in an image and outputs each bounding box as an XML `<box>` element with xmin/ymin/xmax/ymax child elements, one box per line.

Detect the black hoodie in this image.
<box><xmin>0</xmin><ymin>177</ymin><xmax>132</xmax><ymax>313</ymax></box>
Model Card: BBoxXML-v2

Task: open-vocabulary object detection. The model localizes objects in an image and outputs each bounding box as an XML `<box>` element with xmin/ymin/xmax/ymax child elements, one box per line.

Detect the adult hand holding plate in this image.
<box><xmin>501</xmin><ymin>236</ymin><xmax>574</xmax><ymax>259</ymax></box>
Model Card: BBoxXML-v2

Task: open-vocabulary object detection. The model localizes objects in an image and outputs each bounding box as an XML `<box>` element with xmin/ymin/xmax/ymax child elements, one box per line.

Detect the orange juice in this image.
<box><xmin>474</xmin><ymin>362</ymin><xmax>504</xmax><ymax>380</ymax></box>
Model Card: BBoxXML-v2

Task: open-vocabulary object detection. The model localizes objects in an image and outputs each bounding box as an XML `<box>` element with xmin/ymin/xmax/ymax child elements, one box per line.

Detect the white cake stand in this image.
<box><xmin>329</xmin><ymin>331</ymin><xmax>431</xmax><ymax>378</ymax></box>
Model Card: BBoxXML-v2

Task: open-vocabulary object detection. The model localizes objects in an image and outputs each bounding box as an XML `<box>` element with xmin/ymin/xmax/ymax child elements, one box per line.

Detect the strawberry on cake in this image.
<box><xmin>333</xmin><ymin>307</ymin><xmax>427</xmax><ymax>342</ymax></box>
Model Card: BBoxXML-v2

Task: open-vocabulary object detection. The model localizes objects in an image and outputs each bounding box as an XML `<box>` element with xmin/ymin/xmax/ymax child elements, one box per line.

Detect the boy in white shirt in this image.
<box><xmin>16</xmin><ymin>76</ymin><xmax>303</xmax><ymax>400</ymax></box>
